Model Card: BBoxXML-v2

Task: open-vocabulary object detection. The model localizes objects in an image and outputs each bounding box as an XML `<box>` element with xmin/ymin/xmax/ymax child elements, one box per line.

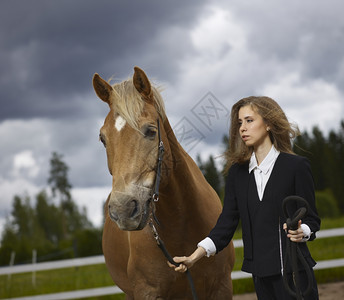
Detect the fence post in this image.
<box><xmin>32</xmin><ymin>249</ymin><xmax>37</xmax><ymax>288</ymax></box>
<box><xmin>7</xmin><ymin>251</ymin><xmax>16</xmax><ymax>290</ymax></box>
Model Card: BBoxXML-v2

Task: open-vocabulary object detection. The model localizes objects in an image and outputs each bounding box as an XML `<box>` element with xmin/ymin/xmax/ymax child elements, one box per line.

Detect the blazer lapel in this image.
<box><xmin>260</xmin><ymin>154</ymin><xmax>282</xmax><ymax>203</ymax></box>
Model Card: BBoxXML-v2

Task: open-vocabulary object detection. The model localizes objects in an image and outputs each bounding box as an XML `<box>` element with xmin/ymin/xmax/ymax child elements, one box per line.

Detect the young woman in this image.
<box><xmin>169</xmin><ymin>96</ymin><xmax>320</xmax><ymax>299</ymax></box>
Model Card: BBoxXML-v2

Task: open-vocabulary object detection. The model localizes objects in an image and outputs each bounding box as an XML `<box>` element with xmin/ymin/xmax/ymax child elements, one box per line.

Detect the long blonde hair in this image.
<box><xmin>224</xmin><ymin>96</ymin><xmax>299</xmax><ymax>170</ymax></box>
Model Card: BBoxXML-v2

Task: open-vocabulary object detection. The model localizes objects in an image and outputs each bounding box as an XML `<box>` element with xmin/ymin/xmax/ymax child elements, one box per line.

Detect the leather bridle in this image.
<box><xmin>151</xmin><ymin>118</ymin><xmax>165</xmax><ymax>203</ymax></box>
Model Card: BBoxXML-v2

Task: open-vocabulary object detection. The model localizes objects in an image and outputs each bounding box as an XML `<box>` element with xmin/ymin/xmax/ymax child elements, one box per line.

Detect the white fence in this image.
<box><xmin>1</xmin><ymin>227</ymin><xmax>344</xmax><ymax>300</ymax></box>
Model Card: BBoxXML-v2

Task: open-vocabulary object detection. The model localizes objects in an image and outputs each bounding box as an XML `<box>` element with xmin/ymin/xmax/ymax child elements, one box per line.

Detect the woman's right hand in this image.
<box><xmin>167</xmin><ymin>246</ymin><xmax>206</xmax><ymax>273</ymax></box>
<box><xmin>167</xmin><ymin>256</ymin><xmax>192</xmax><ymax>273</ymax></box>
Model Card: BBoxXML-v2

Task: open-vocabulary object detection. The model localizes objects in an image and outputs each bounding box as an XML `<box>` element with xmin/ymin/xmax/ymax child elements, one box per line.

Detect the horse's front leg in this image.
<box><xmin>129</xmin><ymin>274</ymin><xmax>165</xmax><ymax>299</ymax></box>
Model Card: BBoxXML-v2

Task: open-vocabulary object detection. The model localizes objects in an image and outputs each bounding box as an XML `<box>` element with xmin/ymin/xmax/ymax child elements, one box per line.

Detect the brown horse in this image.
<box><xmin>92</xmin><ymin>67</ymin><xmax>235</xmax><ymax>299</ymax></box>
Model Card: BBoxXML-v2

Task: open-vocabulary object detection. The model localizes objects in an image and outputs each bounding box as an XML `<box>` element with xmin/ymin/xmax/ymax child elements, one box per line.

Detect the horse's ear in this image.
<box><xmin>133</xmin><ymin>66</ymin><xmax>152</xmax><ymax>99</ymax></box>
<box><xmin>93</xmin><ymin>73</ymin><xmax>113</xmax><ymax>105</ymax></box>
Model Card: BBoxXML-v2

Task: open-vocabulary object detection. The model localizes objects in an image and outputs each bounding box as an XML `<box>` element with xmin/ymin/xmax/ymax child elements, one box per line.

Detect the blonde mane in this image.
<box><xmin>110</xmin><ymin>78</ymin><xmax>166</xmax><ymax>130</ymax></box>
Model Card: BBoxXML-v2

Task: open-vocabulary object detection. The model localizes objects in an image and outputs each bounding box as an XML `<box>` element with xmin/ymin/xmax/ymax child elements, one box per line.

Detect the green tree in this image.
<box><xmin>293</xmin><ymin>121</ymin><xmax>344</xmax><ymax>214</ymax></box>
<box><xmin>0</xmin><ymin>221</ymin><xmax>19</xmax><ymax>265</ymax></box>
<box><xmin>197</xmin><ymin>154</ymin><xmax>222</xmax><ymax>196</ymax></box>
<box><xmin>0</xmin><ymin>195</ymin><xmax>51</xmax><ymax>265</ymax></box>
<box><xmin>12</xmin><ymin>195</ymin><xmax>35</xmax><ymax>239</ymax></box>
<box><xmin>47</xmin><ymin>152</ymin><xmax>91</xmax><ymax>235</ymax></box>
<box><xmin>35</xmin><ymin>190</ymin><xmax>63</xmax><ymax>244</ymax></box>
<box><xmin>326</xmin><ymin>121</ymin><xmax>344</xmax><ymax>212</ymax></box>
<box><xmin>74</xmin><ymin>228</ymin><xmax>102</xmax><ymax>257</ymax></box>
<box><xmin>48</xmin><ymin>152</ymin><xmax>72</xmax><ymax>202</ymax></box>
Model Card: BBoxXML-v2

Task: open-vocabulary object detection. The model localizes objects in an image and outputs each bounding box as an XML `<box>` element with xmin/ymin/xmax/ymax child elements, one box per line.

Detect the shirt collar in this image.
<box><xmin>249</xmin><ymin>145</ymin><xmax>280</xmax><ymax>174</ymax></box>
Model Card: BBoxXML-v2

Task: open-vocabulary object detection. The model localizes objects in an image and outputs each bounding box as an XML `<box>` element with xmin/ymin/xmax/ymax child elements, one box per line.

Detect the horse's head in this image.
<box><xmin>93</xmin><ymin>67</ymin><xmax>167</xmax><ymax>231</ymax></box>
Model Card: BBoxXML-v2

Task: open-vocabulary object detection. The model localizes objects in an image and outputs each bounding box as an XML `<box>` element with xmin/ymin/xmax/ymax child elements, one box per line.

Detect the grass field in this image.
<box><xmin>1</xmin><ymin>217</ymin><xmax>343</xmax><ymax>299</ymax></box>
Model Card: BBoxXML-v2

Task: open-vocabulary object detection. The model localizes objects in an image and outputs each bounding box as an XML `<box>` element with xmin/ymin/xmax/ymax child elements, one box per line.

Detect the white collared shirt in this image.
<box><xmin>249</xmin><ymin>145</ymin><xmax>280</xmax><ymax>201</ymax></box>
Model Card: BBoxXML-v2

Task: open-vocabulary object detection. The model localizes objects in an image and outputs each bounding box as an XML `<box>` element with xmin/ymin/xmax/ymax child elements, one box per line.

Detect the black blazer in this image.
<box><xmin>209</xmin><ymin>152</ymin><xmax>321</xmax><ymax>277</ymax></box>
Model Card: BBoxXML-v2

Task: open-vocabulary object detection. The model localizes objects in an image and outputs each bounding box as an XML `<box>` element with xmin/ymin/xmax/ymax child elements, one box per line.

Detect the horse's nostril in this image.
<box><xmin>109</xmin><ymin>206</ymin><xmax>119</xmax><ymax>221</ymax></box>
<box><xmin>129</xmin><ymin>200</ymin><xmax>139</xmax><ymax>218</ymax></box>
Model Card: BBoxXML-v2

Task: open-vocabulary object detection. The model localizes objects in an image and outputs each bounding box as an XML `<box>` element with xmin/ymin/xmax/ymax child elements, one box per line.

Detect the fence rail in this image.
<box><xmin>1</xmin><ymin>227</ymin><xmax>344</xmax><ymax>300</ymax></box>
<box><xmin>0</xmin><ymin>256</ymin><xmax>105</xmax><ymax>276</ymax></box>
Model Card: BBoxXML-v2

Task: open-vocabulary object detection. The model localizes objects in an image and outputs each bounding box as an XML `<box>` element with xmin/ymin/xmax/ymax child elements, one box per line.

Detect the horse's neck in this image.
<box><xmin>160</xmin><ymin>119</ymin><xmax>209</xmax><ymax>207</ymax></box>
<box><xmin>154</xmin><ymin>119</ymin><xmax>219</xmax><ymax>242</ymax></box>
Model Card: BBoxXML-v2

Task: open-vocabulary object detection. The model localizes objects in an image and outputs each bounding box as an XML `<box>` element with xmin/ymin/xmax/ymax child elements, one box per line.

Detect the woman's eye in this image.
<box><xmin>99</xmin><ymin>134</ymin><xmax>106</xmax><ymax>147</ymax></box>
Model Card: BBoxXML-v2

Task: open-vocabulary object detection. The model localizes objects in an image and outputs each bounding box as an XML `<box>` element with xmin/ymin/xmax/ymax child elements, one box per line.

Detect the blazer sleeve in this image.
<box><xmin>294</xmin><ymin>156</ymin><xmax>321</xmax><ymax>241</ymax></box>
<box><xmin>208</xmin><ymin>164</ymin><xmax>241</xmax><ymax>253</ymax></box>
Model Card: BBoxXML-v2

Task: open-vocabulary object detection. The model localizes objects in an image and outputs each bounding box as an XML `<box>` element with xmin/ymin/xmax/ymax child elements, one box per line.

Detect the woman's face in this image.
<box><xmin>238</xmin><ymin>105</ymin><xmax>270</xmax><ymax>150</ymax></box>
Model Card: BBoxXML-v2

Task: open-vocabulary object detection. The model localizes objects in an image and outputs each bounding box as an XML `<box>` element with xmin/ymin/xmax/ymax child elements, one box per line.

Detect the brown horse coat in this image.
<box><xmin>93</xmin><ymin>67</ymin><xmax>235</xmax><ymax>299</ymax></box>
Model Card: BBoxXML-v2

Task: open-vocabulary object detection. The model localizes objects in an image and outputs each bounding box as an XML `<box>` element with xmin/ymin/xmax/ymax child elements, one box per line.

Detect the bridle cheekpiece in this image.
<box><xmin>151</xmin><ymin>118</ymin><xmax>165</xmax><ymax>202</ymax></box>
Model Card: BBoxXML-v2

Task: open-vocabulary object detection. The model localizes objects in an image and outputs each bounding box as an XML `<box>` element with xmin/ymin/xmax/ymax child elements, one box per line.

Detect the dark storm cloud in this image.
<box><xmin>225</xmin><ymin>0</ymin><xmax>344</xmax><ymax>87</ymax></box>
<box><xmin>1</xmin><ymin>0</ymin><xmax>343</xmax><ymax>232</ymax></box>
<box><xmin>0</xmin><ymin>0</ymin><xmax>205</xmax><ymax>121</ymax></box>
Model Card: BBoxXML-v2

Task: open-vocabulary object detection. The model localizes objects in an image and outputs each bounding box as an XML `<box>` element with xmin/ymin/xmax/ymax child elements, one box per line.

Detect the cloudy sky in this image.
<box><xmin>1</xmin><ymin>0</ymin><xmax>343</xmax><ymax>232</ymax></box>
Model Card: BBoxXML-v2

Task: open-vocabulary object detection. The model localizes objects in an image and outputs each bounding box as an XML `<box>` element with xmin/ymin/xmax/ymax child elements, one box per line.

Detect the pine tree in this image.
<box><xmin>47</xmin><ymin>152</ymin><xmax>91</xmax><ymax>235</ymax></box>
<box><xmin>197</xmin><ymin>154</ymin><xmax>222</xmax><ymax>196</ymax></box>
<box><xmin>293</xmin><ymin>121</ymin><xmax>344</xmax><ymax>214</ymax></box>
<box><xmin>35</xmin><ymin>191</ymin><xmax>63</xmax><ymax>244</ymax></box>
<box><xmin>48</xmin><ymin>152</ymin><xmax>72</xmax><ymax>203</ymax></box>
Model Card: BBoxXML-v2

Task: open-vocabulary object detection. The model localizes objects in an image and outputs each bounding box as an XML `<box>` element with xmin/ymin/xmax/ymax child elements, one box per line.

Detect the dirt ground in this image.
<box><xmin>233</xmin><ymin>281</ymin><xmax>344</xmax><ymax>299</ymax></box>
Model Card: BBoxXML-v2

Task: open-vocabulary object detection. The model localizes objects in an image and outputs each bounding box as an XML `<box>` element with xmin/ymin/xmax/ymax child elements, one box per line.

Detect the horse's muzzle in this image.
<box><xmin>108</xmin><ymin>196</ymin><xmax>152</xmax><ymax>231</ymax></box>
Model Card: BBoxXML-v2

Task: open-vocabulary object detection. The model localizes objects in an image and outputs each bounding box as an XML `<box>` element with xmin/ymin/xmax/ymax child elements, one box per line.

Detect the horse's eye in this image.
<box><xmin>144</xmin><ymin>127</ymin><xmax>157</xmax><ymax>140</ymax></box>
<box><xmin>99</xmin><ymin>134</ymin><xmax>106</xmax><ymax>148</ymax></box>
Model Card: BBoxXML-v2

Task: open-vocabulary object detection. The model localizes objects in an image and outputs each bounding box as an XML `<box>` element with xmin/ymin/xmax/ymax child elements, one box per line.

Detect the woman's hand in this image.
<box><xmin>283</xmin><ymin>220</ymin><xmax>305</xmax><ymax>243</ymax></box>
<box><xmin>167</xmin><ymin>247</ymin><xmax>206</xmax><ymax>273</ymax></box>
<box><xmin>167</xmin><ymin>256</ymin><xmax>193</xmax><ymax>273</ymax></box>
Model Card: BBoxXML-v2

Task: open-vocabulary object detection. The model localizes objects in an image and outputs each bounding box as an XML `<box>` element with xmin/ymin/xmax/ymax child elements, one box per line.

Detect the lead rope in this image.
<box><xmin>149</xmin><ymin>220</ymin><xmax>198</xmax><ymax>300</ymax></box>
<box><xmin>282</xmin><ymin>196</ymin><xmax>313</xmax><ymax>300</ymax></box>
<box><xmin>149</xmin><ymin>118</ymin><xmax>198</xmax><ymax>300</ymax></box>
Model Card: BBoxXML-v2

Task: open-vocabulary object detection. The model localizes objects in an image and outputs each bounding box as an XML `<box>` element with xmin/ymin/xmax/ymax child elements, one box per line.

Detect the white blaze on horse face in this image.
<box><xmin>115</xmin><ymin>115</ymin><xmax>126</xmax><ymax>132</ymax></box>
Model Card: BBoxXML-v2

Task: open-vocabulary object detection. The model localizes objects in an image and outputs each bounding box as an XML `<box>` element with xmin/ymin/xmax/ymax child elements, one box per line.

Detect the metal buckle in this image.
<box><xmin>149</xmin><ymin>219</ymin><xmax>160</xmax><ymax>244</ymax></box>
<box><xmin>159</xmin><ymin>141</ymin><xmax>164</xmax><ymax>149</ymax></box>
